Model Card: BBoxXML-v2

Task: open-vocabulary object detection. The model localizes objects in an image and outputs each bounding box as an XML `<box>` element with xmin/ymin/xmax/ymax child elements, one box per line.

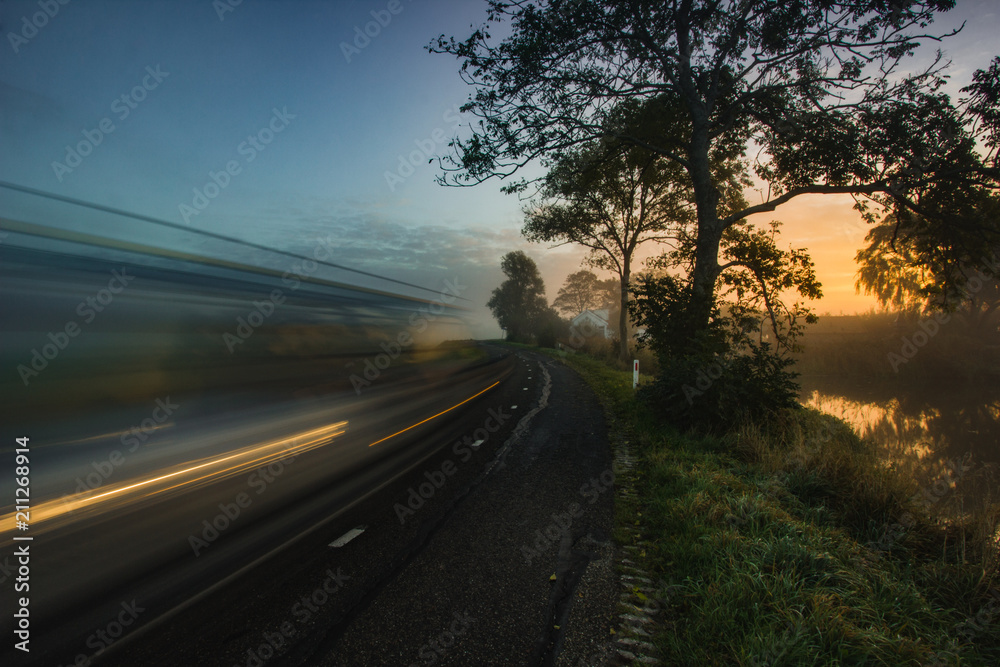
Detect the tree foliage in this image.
<box><xmin>553</xmin><ymin>270</ymin><xmax>603</xmax><ymax>316</ymax></box>
<box><xmin>628</xmin><ymin>273</ymin><xmax>801</xmax><ymax>432</ymax></box>
<box><xmin>855</xmin><ymin>193</ymin><xmax>1000</xmax><ymax>339</ymax></box>
<box><xmin>653</xmin><ymin>219</ymin><xmax>823</xmax><ymax>349</ymax></box>
<box><xmin>524</xmin><ymin>133</ymin><xmax>701</xmax><ymax>359</ymax></box>
<box><xmin>487</xmin><ymin>250</ymin><xmax>550</xmax><ymax>342</ymax></box>
<box><xmin>431</xmin><ymin>0</ymin><xmax>998</xmax><ymax>344</ymax></box>
<box><xmin>855</xmin><ymin>216</ymin><xmax>936</xmax><ymax>312</ymax></box>
<box><xmin>435</xmin><ymin>0</ymin><xmax>999</xmax><ymax>431</ymax></box>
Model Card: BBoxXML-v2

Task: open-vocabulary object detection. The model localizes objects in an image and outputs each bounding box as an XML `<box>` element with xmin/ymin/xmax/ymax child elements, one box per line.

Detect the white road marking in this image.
<box><xmin>329</xmin><ymin>525</ymin><xmax>367</xmax><ymax>547</ymax></box>
<box><xmin>471</xmin><ymin>439</ymin><xmax>485</xmax><ymax>448</ymax></box>
<box><xmin>511</xmin><ymin>405</ymin><xmax>518</xmax><ymax>409</ymax></box>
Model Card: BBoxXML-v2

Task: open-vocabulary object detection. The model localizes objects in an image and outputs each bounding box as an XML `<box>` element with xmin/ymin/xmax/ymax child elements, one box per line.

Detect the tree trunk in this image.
<box><xmin>619</xmin><ymin>265</ymin><xmax>630</xmax><ymax>361</ymax></box>
<box><xmin>685</xmin><ymin>116</ymin><xmax>724</xmax><ymax>350</ymax></box>
<box><xmin>688</xmin><ymin>222</ymin><xmax>723</xmax><ymax>336</ymax></box>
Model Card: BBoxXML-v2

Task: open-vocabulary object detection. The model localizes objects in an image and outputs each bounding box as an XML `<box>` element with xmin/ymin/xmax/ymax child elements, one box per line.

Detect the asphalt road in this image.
<box><xmin>69</xmin><ymin>345</ymin><xmax>618</xmax><ymax>666</ymax></box>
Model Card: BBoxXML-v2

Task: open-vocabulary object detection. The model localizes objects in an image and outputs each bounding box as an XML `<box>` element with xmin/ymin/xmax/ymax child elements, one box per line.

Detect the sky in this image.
<box><xmin>1</xmin><ymin>0</ymin><xmax>997</xmax><ymax>336</ymax></box>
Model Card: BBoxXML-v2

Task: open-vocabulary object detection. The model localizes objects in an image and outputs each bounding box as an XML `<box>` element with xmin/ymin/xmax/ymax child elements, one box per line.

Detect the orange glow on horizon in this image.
<box><xmin>537</xmin><ymin>192</ymin><xmax>883</xmax><ymax>318</ymax></box>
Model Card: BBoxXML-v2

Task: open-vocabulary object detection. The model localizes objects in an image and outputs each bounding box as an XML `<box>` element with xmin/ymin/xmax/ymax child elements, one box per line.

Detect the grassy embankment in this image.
<box><xmin>538</xmin><ymin>348</ymin><xmax>1000</xmax><ymax>665</ymax></box>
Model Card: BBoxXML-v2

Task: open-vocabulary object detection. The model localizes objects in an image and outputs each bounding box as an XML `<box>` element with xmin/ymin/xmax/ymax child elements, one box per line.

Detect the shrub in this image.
<box><xmin>641</xmin><ymin>342</ymin><xmax>800</xmax><ymax>433</ymax></box>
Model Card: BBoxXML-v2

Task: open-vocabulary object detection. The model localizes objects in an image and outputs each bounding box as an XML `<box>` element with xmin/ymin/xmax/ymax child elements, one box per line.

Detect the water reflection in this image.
<box><xmin>799</xmin><ymin>376</ymin><xmax>1000</xmax><ymax>517</ymax></box>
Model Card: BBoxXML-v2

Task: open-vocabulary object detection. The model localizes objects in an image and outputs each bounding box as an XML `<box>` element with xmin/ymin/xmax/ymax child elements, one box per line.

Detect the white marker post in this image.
<box><xmin>633</xmin><ymin>359</ymin><xmax>639</xmax><ymax>389</ymax></box>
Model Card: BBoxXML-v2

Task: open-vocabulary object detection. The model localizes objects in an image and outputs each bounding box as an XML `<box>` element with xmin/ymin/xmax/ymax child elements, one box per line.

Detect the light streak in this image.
<box><xmin>367</xmin><ymin>380</ymin><xmax>500</xmax><ymax>448</ymax></box>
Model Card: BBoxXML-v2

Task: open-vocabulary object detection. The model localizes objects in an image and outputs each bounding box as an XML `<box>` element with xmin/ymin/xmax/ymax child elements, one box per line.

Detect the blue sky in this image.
<box><xmin>0</xmin><ymin>0</ymin><xmax>565</xmax><ymax>335</ymax></box>
<box><xmin>1</xmin><ymin>0</ymin><xmax>997</xmax><ymax>333</ymax></box>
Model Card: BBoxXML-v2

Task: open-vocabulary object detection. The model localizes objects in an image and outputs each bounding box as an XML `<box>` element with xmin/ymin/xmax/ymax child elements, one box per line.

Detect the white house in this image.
<box><xmin>570</xmin><ymin>309</ymin><xmax>612</xmax><ymax>339</ymax></box>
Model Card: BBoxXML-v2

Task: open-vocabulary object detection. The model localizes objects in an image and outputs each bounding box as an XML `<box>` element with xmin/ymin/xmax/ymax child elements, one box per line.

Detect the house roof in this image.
<box><xmin>572</xmin><ymin>308</ymin><xmax>609</xmax><ymax>325</ymax></box>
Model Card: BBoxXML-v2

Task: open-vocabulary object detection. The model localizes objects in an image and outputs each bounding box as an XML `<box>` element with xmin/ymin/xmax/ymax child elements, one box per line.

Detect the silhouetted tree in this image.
<box><xmin>432</xmin><ymin>1</ymin><xmax>998</xmax><ymax>354</ymax></box>
<box><xmin>524</xmin><ymin>137</ymin><xmax>695</xmax><ymax>359</ymax></box>
<box><xmin>487</xmin><ymin>251</ymin><xmax>549</xmax><ymax>342</ymax></box>
<box><xmin>856</xmin><ymin>194</ymin><xmax>1000</xmax><ymax>339</ymax></box>
<box><xmin>553</xmin><ymin>270</ymin><xmax>602</xmax><ymax>316</ymax></box>
<box><xmin>856</xmin><ymin>193</ymin><xmax>1000</xmax><ymax>315</ymax></box>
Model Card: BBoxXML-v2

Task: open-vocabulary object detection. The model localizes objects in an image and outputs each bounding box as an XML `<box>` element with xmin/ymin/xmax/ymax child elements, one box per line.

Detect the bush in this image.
<box><xmin>629</xmin><ymin>273</ymin><xmax>807</xmax><ymax>432</ymax></box>
<box><xmin>640</xmin><ymin>342</ymin><xmax>800</xmax><ymax>433</ymax></box>
<box><xmin>534</xmin><ymin>307</ymin><xmax>568</xmax><ymax>349</ymax></box>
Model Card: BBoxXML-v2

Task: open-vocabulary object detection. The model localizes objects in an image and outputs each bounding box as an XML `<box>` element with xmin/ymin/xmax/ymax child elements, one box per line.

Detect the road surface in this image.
<box><xmin>5</xmin><ymin>345</ymin><xmax>619</xmax><ymax>667</ymax></box>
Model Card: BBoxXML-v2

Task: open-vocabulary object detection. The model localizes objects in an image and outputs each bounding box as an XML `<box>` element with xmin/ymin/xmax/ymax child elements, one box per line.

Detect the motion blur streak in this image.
<box><xmin>0</xmin><ymin>421</ymin><xmax>348</xmax><ymax>534</ymax></box>
<box><xmin>0</xmin><ymin>187</ymin><xmax>509</xmax><ymax>665</ymax></box>
<box><xmin>367</xmin><ymin>380</ymin><xmax>501</xmax><ymax>447</ymax></box>
<box><xmin>0</xmin><ymin>179</ymin><xmax>462</xmax><ymax>300</ymax></box>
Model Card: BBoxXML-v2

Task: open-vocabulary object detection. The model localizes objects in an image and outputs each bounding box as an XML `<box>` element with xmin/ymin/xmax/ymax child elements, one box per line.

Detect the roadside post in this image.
<box><xmin>633</xmin><ymin>359</ymin><xmax>639</xmax><ymax>389</ymax></box>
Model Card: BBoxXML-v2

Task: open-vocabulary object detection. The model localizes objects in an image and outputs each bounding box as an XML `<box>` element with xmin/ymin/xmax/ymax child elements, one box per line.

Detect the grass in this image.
<box><xmin>533</xmin><ymin>346</ymin><xmax>1000</xmax><ymax>666</ymax></box>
